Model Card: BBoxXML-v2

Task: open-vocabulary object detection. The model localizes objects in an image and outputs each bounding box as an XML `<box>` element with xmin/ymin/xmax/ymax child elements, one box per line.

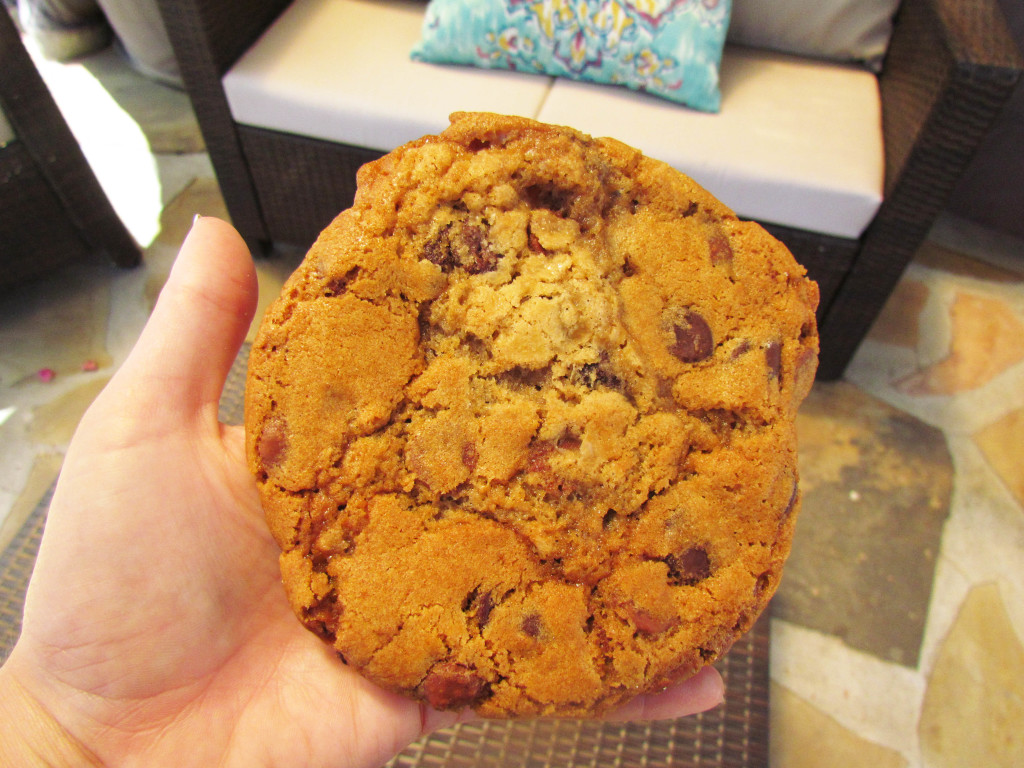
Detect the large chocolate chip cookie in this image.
<box><xmin>245</xmin><ymin>112</ymin><xmax>819</xmax><ymax>717</ymax></box>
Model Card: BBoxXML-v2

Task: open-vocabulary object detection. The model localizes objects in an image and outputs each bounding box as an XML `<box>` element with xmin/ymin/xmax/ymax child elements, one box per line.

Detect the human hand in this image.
<box><xmin>0</xmin><ymin>217</ymin><xmax>724</xmax><ymax>767</ymax></box>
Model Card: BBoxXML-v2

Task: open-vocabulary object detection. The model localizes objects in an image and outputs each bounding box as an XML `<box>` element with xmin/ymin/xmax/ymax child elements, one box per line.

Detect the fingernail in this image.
<box><xmin>192</xmin><ymin>213</ymin><xmax>203</xmax><ymax>227</ymax></box>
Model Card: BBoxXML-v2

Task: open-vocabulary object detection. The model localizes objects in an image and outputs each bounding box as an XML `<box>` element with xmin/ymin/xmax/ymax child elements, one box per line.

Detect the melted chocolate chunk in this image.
<box><xmin>556</xmin><ymin>430</ymin><xmax>582</xmax><ymax>451</ymax></box>
<box><xmin>523</xmin><ymin>182</ymin><xmax>574</xmax><ymax>217</ymax></box>
<box><xmin>258</xmin><ymin>414</ymin><xmax>288</xmax><ymax>469</ymax></box>
<box><xmin>476</xmin><ymin>591</ymin><xmax>494</xmax><ymax>628</ymax></box>
<box><xmin>423</xmin><ymin>662</ymin><xmax>488</xmax><ymax>710</ymax></box>
<box><xmin>461</xmin><ymin>225</ymin><xmax>500</xmax><ymax>274</ymax></box>
<box><xmin>666</xmin><ymin>546</ymin><xmax>712</xmax><ymax>586</ymax></box>
<box><xmin>463</xmin><ymin>588</ymin><xmax>494</xmax><ymax>629</ymax></box>
<box><xmin>708</xmin><ymin>232</ymin><xmax>733</xmax><ymax>266</ymax></box>
<box><xmin>323</xmin><ymin>266</ymin><xmax>360</xmax><ymax>296</ymax></box>
<box><xmin>422</xmin><ymin>221</ymin><xmax>501</xmax><ymax>274</ymax></box>
<box><xmin>669</xmin><ymin>311</ymin><xmax>714</xmax><ymax>363</ymax></box>
<box><xmin>627</xmin><ymin>606</ymin><xmax>678</xmax><ymax>636</ymax></box>
<box><xmin>765</xmin><ymin>341</ymin><xmax>782</xmax><ymax>382</ymax></box>
<box><xmin>422</xmin><ymin>223</ymin><xmax>456</xmax><ymax>271</ymax></box>
<box><xmin>731</xmin><ymin>340</ymin><xmax>752</xmax><ymax>360</ymax></box>
<box><xmin>577</xmin><ymin>362</ymin><xmax>621</xmax><ymax>389</ymax></box>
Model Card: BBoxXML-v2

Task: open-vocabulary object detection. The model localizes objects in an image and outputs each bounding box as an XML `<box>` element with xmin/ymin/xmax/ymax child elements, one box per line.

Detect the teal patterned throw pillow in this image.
<box><xmin>412</xmin><ymin>0</ymin><xmax>732</xmax><ymax>112</ymax></box>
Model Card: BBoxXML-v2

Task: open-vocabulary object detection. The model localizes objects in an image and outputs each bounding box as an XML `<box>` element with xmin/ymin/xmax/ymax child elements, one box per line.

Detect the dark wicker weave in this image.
<box><xmin>155</xmin><ymin>0</ymin><xmax>1021</xmax><ymax>379</ymax></box>
<box><xmin>0</xmin><ymin>9</ymin><xmax>139</xmax><ymax>289</ymax></box>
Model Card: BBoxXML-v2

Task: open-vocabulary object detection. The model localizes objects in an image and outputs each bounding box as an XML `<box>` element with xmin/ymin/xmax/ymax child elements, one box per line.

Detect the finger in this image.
<box><xmin>115</xmin><ymin>216</ymin><xmax>257</xmax><ymax>418</ymax></box>
<box><xmin>601</xmin><ymin>666</ymin><xmax>725</xmax><ymax>722</ymax></box>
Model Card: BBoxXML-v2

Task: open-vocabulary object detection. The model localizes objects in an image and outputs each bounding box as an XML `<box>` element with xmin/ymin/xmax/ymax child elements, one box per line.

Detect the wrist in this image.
<box><xmin>0</xmin><ymin>656</ymin><xmax>103</xmax><ymax>767</ymax></box>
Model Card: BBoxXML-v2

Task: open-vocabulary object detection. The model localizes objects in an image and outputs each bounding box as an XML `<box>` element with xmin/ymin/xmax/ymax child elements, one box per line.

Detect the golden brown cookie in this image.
<box><xmin>245</xmin><ymin>112</ymin><xmax>819</xmax><ymax>718</ymax></box>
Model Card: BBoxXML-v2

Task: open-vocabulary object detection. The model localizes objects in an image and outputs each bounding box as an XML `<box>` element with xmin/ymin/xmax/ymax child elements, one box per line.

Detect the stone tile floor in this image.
<box><xmin>2</xmin><ymin>39</ymin><xmax>1022</xmax><ymax>768</ymax></box>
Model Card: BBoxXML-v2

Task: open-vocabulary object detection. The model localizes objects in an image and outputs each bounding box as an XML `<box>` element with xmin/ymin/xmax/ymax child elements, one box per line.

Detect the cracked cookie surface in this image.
<box><xmin>245</xmin><ymin>112</ymin><xmax>819</xmax><ymax>718</ymax></box>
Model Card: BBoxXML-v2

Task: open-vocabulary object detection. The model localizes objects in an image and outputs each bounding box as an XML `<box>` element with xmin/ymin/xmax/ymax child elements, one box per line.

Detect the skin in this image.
<box><xmin>0</xmin><ymin>217</ymin><xmax>724</xmax><ymax>767</ymax></box>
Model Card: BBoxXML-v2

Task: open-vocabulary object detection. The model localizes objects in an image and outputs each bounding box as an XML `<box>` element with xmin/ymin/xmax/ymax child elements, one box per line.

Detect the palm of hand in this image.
<box><xmin>7</xmin><ymin>218</ymin><xmax>445</xmax><ymax>767</ymax></box>
<box><xmin>5</xmin><ymin>218</ymin><xmax>721</xmax><ymax>768</ymax></box>
<box><xmin>16</xmin><ymin>412</ymin><xmax>436</xmax><ymax>767</ymax></box>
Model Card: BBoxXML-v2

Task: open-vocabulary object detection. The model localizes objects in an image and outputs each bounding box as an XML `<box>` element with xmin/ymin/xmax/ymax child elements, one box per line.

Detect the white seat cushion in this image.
<box><xmin>536</xmin><ymin>46</ymin><xmax>884</xmax><ymax>239</ymax></box>
<box><xmin>222</xmin><ymin>0</ymin><xmax>553</xmax><ymax>152</ymax></box>
<box><xmin>224</xmin><ymin>0</ymin><xmax>884</xmax><ymax>239</ymax></box>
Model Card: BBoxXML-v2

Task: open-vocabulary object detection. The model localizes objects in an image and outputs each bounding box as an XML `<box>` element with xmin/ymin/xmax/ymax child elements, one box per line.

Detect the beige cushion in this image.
<box><xmin>96</xmin><ymin>0</ymin><xmax>182</xmax><ymax>86</ymax></box>
<box><xmin>223</xmin><ymin>0</ymin><xmax>884</xmax><ymax>239</ymax></box>
<box><xmin>223</xmin><ymin>0</ymin><xmax>553</xmax><ymax>152</ymax></box>
<box><xmin>728</xmin><ymin>0</ymin><xmax>901</xmax><ymax>70</ymax></box>
<box><xmin>536</xmin><ymin>46</ymin><xmax>884</xmax><ymax>239</ymax></box>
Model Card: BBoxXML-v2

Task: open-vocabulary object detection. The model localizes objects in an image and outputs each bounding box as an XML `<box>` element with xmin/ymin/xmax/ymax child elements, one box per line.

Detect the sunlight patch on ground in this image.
<box><xmin>25</xmin><ymin>38</ymin><xmax>163</xmax><ymax>247</ymax></box>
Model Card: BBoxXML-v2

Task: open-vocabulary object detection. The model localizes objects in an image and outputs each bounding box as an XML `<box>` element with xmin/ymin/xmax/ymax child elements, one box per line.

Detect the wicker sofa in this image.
<box><xmin>0</xmin><ymin>8</ymin><xmax>139</xmax><ymax>290</ymax></box>
<box><xmin>155</xmin><ymin>0</ymin><xmax>1020</xmax><ymax>379</ymax></box>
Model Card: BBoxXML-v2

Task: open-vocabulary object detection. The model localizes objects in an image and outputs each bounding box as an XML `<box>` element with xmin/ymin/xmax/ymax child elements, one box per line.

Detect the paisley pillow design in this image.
<box><xmin>412</xmin><ymin>0</ymin><xmax>732</xmax><ymax>112</ymax></box>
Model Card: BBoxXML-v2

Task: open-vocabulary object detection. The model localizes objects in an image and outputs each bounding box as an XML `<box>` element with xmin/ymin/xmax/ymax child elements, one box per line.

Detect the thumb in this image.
<box><xmin>603</xmin><ymin>666</ymin><xmax>725</xmax><ymax>721</ymax></box>
<box><xmin>106</xmin><ymin>216</ymin><xmax>258</xmax><ymax>424</ymax></box>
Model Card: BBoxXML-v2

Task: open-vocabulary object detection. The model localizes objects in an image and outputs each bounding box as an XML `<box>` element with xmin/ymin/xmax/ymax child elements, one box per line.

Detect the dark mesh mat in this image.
<box><xmin>1</xmin><ymin>342</ymin><xmax>770</xmax><ymax>767</ymax></box>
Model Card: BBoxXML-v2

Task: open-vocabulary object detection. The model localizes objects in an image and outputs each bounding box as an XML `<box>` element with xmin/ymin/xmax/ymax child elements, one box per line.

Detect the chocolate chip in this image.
<box><xmin>258</xmin><ymin>414</ymin><xmax>288</xmax><ymax>469</ymax></box>
<box><xmin>476</xmin><ymin>592</ymin><xmax>494</xmax><ymax>628</ymax></box>
<box><xmin>680</xmin><ymin>547</ymin><xmax>711</xmax><ymax>579</ymax></box>
<box><xmin>668</xmin><ymin>311</ymin><xmax>714</xmax><ymax>363</ymax></box>
<box><xmin>423</xmin><ymin>662</ymin><xmax>487</xmax><ymax>710</ymax></box>
<box><xmin>578</xmin><ymin>361</ymin><xmax>621</xmax><ymax>389</ymax></box>
<box><xmin>666</xmin><ymin>546</ymin><xmax>712</xmax><ymax>586</ymax></box>
<box><xmin>627</xmin><ymin>606</ymin><xmax>678</xmax><ymax>636</ymax></box>
<box><xmin>496</xmin><ymin>365</ymin><xmax>550</xmax><ymax>392</ymax></box>
<box><xmin>461</xmin><ymin>224</ymin><xmax>500</xmax><ymax>274</ymax></box>
<box><xmin>422</xmin><ymin>222</ymin><xmax>500</xmax><ymax>274</ymax></box>
<box><xmin>731</xmin><ymin>340</ymin><xmax>752</xmax><ymax>360</ymax></box>
<box><xmin>521</xmin><ymin>613</ymin><xmax>542</xmax><ymax>638</ymax></box>
<box><xmin>463</xmin><ymin>588</ymin><xmax>494</xmax><ymax>628</ymax></box>
<box><xmin>423</xmin><ymin>224</ymin><xmax>456</xmax><ymax>271</ymax></box>
<box><xmin>323</xmin><ymin>266</ymin><xmax>360</xmax><ymax>296</ymax></box>
<box><xmin>708</xmin><ymin>232</ymin><xmax>733</xmax><ymax>266</ymax></box>
<box><xmin>556</xmin><ymin>430</ymin><xmax>581</xmax><ymax>451</ymax></box>
<box><xmin>765</xmin><ymin>341</ymin><xmax>782</xmax><ymax>381</ymax></box>
<box><xmin>523</xmin><ymin>182</ymin><xmax>574</xmax><ymax>217</ymax></box>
